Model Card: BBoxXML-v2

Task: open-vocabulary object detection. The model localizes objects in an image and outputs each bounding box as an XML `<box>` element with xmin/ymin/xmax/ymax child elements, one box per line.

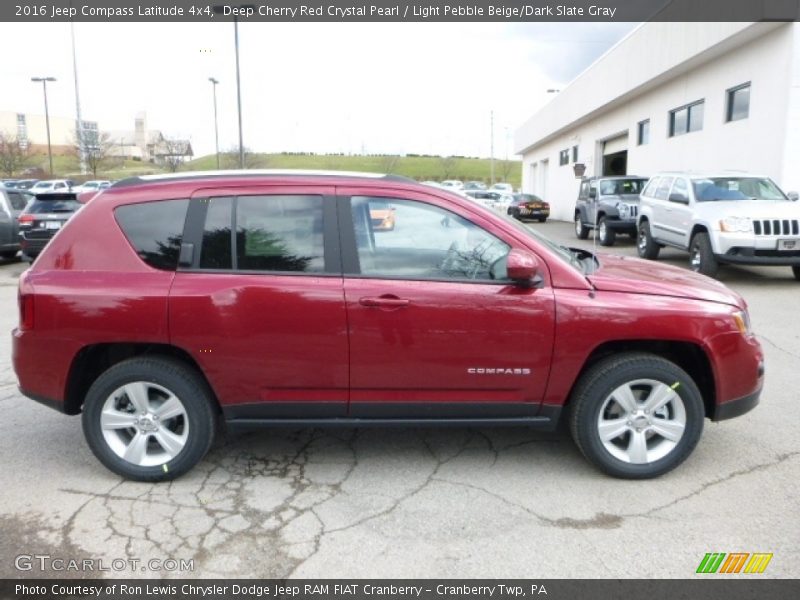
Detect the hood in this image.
<box><xmin>601</xmin><ymin>194</ymin><xmax>640</xmax><ymax>203</ymax></box>
<box><xmin>587</xmin><ymin>254</ymin><xmax>744</xmax><ymax>308</ymax></box>
<box><xmin>694</xmin><ymin>199</ymin><xmax>800</xmax><ymax>219</ymax></box>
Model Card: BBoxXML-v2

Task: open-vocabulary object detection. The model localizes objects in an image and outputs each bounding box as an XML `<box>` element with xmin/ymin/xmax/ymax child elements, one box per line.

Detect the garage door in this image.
<box><xmin>603</xmin><ymin>134</ymin><xmax>628</xmax><ymax>155</ymax></box>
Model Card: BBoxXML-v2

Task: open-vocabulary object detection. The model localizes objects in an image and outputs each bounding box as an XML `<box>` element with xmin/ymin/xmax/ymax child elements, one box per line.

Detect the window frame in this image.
<box><xmin>637</xmin><ymin>119</ymin><xmax>650</xmax><ymax>145</ymax></box>
<box><xmin>669</xmin><ymin>100</ymin><xmax>705</xmax><ymax>137</ymax></box>
<box><xmin>559</xmin><ymin>149</ymin><xmax>570</xmax><ymax>166</ymax></box>
<box><xmin>726</xmin><ymin>82</ymin><xmax>751</xmax><ymax>123</ymax></box>
<box><xmin>336</xmin><ymin>192</ymin><xmax>519</xmax><ymax>286</ymax></box>
<box><xmin>180</xmin><ymin>188</ymin><xmax>342</xmax><ymax>277</ymax></box>
<box><xmin>572</xmin><ymin>145</ymin><xmax>579</xmax><ymax>163</ymax></box>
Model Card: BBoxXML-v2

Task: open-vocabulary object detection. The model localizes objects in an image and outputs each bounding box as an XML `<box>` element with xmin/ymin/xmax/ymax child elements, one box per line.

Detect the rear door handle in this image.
<box><xmin>359</xmin><ymin>295</ymin><xmax>410</xmax><ymax>308</ymax></box>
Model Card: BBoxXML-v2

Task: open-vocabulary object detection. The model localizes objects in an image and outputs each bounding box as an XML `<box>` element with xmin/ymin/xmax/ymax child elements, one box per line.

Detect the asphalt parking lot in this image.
<box><xmin>0</xmin><ymin>219</ymin><xmax>798</xmax><ymax>579</ymax></box>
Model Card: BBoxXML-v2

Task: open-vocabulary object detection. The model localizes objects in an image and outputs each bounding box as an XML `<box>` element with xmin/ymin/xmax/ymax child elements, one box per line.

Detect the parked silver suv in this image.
<box><xmin>637</xmin><ymin>172</ymin><xmax>800</xmax><ymax>279</ymax></box>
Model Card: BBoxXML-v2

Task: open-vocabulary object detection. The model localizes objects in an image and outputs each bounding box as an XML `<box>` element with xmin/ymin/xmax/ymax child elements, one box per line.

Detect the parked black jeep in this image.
<box><xmin>574</xmin><ymin>176</ymin><xmax>648</xmax><ymax>246</ymax></box>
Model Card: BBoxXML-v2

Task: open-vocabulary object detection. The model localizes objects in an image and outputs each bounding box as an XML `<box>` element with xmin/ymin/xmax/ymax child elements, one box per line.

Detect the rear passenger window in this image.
<box><xmin>195</xmin><ymin>195</ymin><xmax>325</xmax><ymax>273</ymax></box>
<box><xmin>654</xmin><ymin>177</ymin><xmax>674</xmax><ymax>200</ymax></box>
<box><xmin>7</xmin><ymin>192</ymin><xmax>27</xmax><ymax>210</ymax></box>
<box><xmin>642</xmin><ymin>177</ymin><xmax>660</xmax><ymax>197</ymax></box>
<box><xmin>115</xmin><ymin>199</ymin><xmax>189</xmax><ymax>271</ymax></box>
<box><xmin>236</xmin><ymin>195</ymin><xmax>324</xmax><ymax>272</ymax></box>
<box><xmin>200</xmin><ymin>197</ymin><xmax>233</xmax><ymax>269</ymax></box>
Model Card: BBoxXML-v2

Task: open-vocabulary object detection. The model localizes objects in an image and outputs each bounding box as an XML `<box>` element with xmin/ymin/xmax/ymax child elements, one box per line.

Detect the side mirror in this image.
<box><xmin>669</xmin><ymin>192</ymin><xmax>689</xmax><ymax>204</ymax></box>
<box><xmin>506</xmin><ymin>248</ymin><xmax>540</xmax><ymax>286</ymax></box>
<box><xmin>788</xmin><ymin>191</ymin><xmax>799</xmax><ymax>202</ymax></box>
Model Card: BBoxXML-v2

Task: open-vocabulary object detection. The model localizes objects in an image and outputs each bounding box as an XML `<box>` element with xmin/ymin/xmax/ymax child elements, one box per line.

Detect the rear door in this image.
<box><xmin>169</xmin><ymin>185</ymin><xmax>349</xmax><ymax>420</ymax></box>
<box><xmin>338</xmin><ymin>185</ymin><xmax>556</xmax><ymax>419</ymax></box>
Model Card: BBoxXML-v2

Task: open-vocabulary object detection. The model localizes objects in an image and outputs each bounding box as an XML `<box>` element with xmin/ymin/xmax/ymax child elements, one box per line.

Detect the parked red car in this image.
<box><xmin>12</xmin><ymin>171</ymin><xmax>764</xmax><ymax>481</ymax></box>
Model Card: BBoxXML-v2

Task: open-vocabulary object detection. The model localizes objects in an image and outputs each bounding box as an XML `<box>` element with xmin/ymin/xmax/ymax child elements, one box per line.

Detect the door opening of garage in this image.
<box><xmin>603</xmin><ymin>151</ymin><xmax>627</xmax><ymax>175</ymax></box>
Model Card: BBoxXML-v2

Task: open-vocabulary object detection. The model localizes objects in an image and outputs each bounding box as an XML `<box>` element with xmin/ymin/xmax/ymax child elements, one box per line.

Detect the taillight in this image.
<box><xmin>18</xmin><ymin>274</ymin><xmax>34</xmax><ymax>331</ymax></box>
<box><xmin>18</xmin><ymin>214</ymin><xmax>34</xmax><ymax>225</ymax></box>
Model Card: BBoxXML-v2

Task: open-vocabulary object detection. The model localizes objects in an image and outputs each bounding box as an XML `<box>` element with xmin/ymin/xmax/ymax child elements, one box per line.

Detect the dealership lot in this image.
<box><xmin>0</xmin><ymin>219</ymin><xmax>798</xmax><ymax>579</ymax></box>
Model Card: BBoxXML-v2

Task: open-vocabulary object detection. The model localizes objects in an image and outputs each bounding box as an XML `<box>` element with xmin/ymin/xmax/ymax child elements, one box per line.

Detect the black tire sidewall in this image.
<box><xmin>570</xmin><ymin>355</ymin><xmax>704</xmax><ymax>479</ymax></box>
<box><xmin>82</xmin><ymin>358</ymin><xmax>216</xmax><ymax>482</ymax></box>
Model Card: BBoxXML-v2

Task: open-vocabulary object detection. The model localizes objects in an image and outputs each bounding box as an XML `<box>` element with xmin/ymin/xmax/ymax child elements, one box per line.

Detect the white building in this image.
<box><xmin>515</xmin><ymin>22</ymin><xmax>800</xmax><ymax>221</ymax></box>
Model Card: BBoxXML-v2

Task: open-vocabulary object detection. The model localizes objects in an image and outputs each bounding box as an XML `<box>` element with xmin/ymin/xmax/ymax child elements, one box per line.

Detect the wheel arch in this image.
<box><xmin>689</xmin><ymin>223</ymin><xmax>711</xmax><ymax>247</ymax></box>
<box><xmin>564</xmin><ymin>340</ymin><xmax>717</xmax><ymax>418</ymax></box>
<box><xmin>64</xmin><ymin>343</ymin><xmax>221</xmax><ymax>415</ymax></box>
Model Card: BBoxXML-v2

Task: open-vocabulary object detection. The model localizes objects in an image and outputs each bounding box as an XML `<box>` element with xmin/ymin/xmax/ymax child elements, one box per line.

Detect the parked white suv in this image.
<box><xmin>637</xmin><ymin>172</ymin><xmax>800</xmax><ymax>280</ymax></box>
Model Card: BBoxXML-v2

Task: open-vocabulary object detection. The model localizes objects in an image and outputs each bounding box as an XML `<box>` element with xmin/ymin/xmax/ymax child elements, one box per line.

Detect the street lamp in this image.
<box><xmin>233</xmin><ymin>18</ymin><xmax>244</xmax><ymax>168</ymax></box>
<box><xmin>209</xmin><ymin>77</ymin><xmax>220</xmax><ymax>169</ymax></box>
<box><xmin>31</xmin><ymin>76</ymin><xmax>56</xmax><ymax>175</ymax></box>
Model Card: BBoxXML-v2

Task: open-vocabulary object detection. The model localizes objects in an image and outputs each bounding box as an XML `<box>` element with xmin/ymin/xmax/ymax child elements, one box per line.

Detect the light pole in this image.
<box><xmin>209</xmin><ymin>77</ymin><xmax>220</xmax><ymax>169</ymax></box>
<box><xmin>490</xmin><ymin>110</ymin><xmax>495</xmax><ymax>186</ymax></box>
<box><xmin>31</xmin><ymin>77</ymin><xmax>56</xmax><ymax>175</ymax></box>
<box><xmin>233</xmin><ymin>18</ymin><xmax>244</xmax><ymax>168</ymax></box>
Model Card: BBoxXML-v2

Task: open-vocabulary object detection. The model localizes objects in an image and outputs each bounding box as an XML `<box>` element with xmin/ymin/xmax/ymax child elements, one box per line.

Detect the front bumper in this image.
<box><xmin>717</xmin><ymin>247</ymin><xmax>800</xmax><ymax>266</ymax></box>
<box><xmin>604</xmin><ymin>218</ymin><xmax>637</xmax><ymax>232</ymax></box>
<box><xmin>710</xmin><ymin>388</ymin><xmax>761</xmax><ymax>421</ymax></box>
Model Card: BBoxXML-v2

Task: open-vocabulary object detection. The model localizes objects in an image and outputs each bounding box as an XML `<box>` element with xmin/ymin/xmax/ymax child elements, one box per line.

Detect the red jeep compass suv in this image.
<box><xmin>12</xmin><ymin>171</ymin><xmax>764</xmax><ymax>481</ymax></box>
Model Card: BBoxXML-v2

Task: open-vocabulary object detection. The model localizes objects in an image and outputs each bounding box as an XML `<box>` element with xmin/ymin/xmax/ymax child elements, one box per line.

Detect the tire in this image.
<box><xmin>637</xmin><ymin>220</ymin><xmax>660</xmax><ymax>260</ymax></box>
<box><xmin>568</xmin><ymin>353</ymin><xmax>704</xmax><ymax>479</ymax></box>
<box><xmin>689</xmin><ymin>232</ymin><xmax>719</xmax><ymax>278</ymax></box>
<box><xmin>792</xmin><ymin>266</ymin><xmax>800</xmax><ymax>281</ymax></box>
<box><xmin>574</xmin><ymin>212</ymin><xmax>590</xmax><ymax>239</ymax></box>
<box><xmin>82</xmin><ymin>357</ymin><xmax>217</xmax><ymax>482</ymax></box>
<box><xmin>538</xmin><ymin>217</ymin><xmax>547</xmax><ymax>223</ymax></box>
<box><xmin>598</xmin><ymin>217</ymin><xmax>616</xmax><ymax>247</ymax></box>
<box><xmin>0</xmin><ymin>251</ymin><xmax>18</xmax><ymax>260</ymax></box>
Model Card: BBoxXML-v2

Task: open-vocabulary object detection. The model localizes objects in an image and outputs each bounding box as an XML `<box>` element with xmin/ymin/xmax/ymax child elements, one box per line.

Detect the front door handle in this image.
<box><xmin>359</xmin><ymin>295</ymin><xmax>410</xmax><ymax>308</ymax></box>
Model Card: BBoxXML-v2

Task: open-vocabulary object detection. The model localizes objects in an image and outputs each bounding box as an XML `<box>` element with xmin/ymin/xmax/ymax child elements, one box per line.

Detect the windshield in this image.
<box><xmin>25</xmin><ymin>199</ymin><xmax>82</xmax><ymax>214</ymax></box>
<box><xmin>599</xmin><ymin>179</ymin><xmax>647</xmax><ymax>195</ymax></box>
<box><xmin>692</xmin><ymin>177</ymin><xmax>787</xmax><ymax>201</ymax></box>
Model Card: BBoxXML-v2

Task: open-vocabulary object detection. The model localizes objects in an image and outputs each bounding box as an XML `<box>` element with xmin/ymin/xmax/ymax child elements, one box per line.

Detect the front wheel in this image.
<box><xmin>82</xmin><ymin>357</ymin><xmax>217</xmax><ymax>481</ymax></box>
<box><xmin>637</xmin><ymin>221</ymin><xmax>660</xmax><ymax>259</ymax></box>
<box><xmin>792</xmin><ymin>266</ymin><xmax>800</xmax><ymax>281</ymax></box>
<box><xmin>537</xmin><ymin>217</ymin><xmax>547</xmax><ymax>223</ymax></box>
<box><xmin>575</xmin><ymin>213</ymin><xmax>590</xmax><ymax>239</ymax></box>
<box><xmin>569</xmin><ymin>353</ymin><xmax>704</xmax><ymax>479</ymax></box>
<box><xmin>598</xmin><ymin>217</ymin><xmax>616</xmax><ymax>246</ymax></box>
<box><xmin>689</xmin><ymin>232</ymin><xmax>719</xmax><ymax>277</ymax></box>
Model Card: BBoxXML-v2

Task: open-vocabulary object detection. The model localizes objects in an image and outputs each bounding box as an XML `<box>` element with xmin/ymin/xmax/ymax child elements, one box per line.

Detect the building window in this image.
<box><xmin>726</xmin><ymin>83</ymin><xmax>750</xmax><ymax>122</ymax></box>
<box><xmin>572</xmin><ymin>145</ymin><xmax>579</xmax><ymax>162</ymax></box>
<box><xmin>559</xmin><ymin>149</ymin><xmax>569</xmax><ymax>166</ymax></box>
<box><xmin>637</xmin><ymin>119</ymin><xmax>650</xmax><ymax>145</ymax></box>
<box><xmin>669</xmin><ymin>100</ymin><xmax>704</xmax><ymax>137</ymax></box>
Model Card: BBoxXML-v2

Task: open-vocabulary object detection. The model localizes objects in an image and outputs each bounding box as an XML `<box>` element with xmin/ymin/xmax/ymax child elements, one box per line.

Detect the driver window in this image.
<box><xmin>350</xmin><ymin>196</ymin><xmax>510</xmax><ymax>282</ymax></box>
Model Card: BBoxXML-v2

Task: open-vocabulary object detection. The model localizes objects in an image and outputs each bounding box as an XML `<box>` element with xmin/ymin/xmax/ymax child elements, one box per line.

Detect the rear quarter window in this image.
<box><xmin>115</xmin><ymin>199</ymin><xmax>190</xmax><ymax>271</ymax></box>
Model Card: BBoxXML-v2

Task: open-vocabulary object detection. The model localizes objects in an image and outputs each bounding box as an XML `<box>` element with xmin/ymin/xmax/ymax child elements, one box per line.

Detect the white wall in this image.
<box><xmin>518</xmin><ymin>23</ymin><xmax>797</xmax><ymax>221</ymax></box>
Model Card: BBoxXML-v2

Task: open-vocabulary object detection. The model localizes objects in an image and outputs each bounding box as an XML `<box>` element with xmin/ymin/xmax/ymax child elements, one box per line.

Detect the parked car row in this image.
<box><xmin>572</xmin><ymin>172</ymin><xmax>800</xmax><ymax>281</ymax></box>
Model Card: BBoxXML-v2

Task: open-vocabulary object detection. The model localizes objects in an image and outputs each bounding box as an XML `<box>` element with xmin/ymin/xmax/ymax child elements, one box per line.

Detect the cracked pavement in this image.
<box><xmin>1</xmin><ymin>221</ymin><xmax>798</xmax><ymax>579</ymax></box>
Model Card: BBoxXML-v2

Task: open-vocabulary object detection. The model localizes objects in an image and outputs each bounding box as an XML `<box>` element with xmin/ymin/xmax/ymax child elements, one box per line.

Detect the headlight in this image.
<box><xmin>616</xmin><ymin>202</ymin><xmax>632</xmax><ymax>219</ymax></box>
<box><xmin>732</xmin><ymin>310</ymin><xmax>752</xmax><ymax>335</ymax></box>
<box><xmin>720</xmin><ymin>216</ymin><xmax>753</xmax><ymax>233</ymax></box>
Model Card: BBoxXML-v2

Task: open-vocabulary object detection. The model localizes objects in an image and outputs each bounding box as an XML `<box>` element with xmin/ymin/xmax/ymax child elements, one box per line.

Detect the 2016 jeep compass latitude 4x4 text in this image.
<box><xmin>12</xmin><ymin>171</ymin><xmax>764</xmax><ymax>481</ymax></box>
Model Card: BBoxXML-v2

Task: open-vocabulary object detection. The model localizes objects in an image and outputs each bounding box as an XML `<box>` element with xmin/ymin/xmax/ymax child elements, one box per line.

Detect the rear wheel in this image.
<box><xmin>637</xmin><ymin>221</ymin><xmax>660</xmax><ymax>259</ymax></box>
<box><xmin>792</xmin><ymin>266</ymin><xmax>800</xmax><ymax>281</ymax></box>
<box><xmin>569</xmin><ymin>353</ymin><xmax>704</xmax><ymax>479</ymax></box>
<box><xmin>82</xmin><ymin>357</ymin><xmax>217</xmax><ymax>481</ymax></box>
<box><xmin>598</xmin><ymin>217</ymin><xmax>616</xmax><ymax>247</ymax></box>
<box><xmin>538</xmin><ymin>217</ymin><xmax>547</xmax><ymax>223</ymax></box>
<box><xmin>689</xmin><ymin>232</ymin><xmax>719</xmax><ymax>277</ymax></box>
<box><xmin>0</xmin><ymin>251</ymin><xmax>18</xmax><ymax>260</ymax></box>
<box><xmin>575</xmin><ymin>213</ymin><xmax>590</xmax><ymax>239</ymax></box>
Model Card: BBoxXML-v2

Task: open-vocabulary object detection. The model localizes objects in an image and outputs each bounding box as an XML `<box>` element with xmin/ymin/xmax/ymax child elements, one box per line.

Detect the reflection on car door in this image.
<box><xmin>337</xmin><ymin>186</ymin><xmax>556</xmax><ymax>419</ymax></box>
<box><xmin>169</xmin><ymin>186</ymin><xmax>350</xmax><ymax>419</ymax></box>
<box><xmin>663</xmin><ymin>177</ymin><xmax>693</xmax><ymax>247</ymax></box>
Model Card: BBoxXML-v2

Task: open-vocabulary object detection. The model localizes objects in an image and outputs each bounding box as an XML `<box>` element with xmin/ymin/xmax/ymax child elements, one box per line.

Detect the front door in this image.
<box><xmin>169</xmin><ymin>185</ymin><xmax>349</xmax><ymax>420</ymax></box>
<box><xmin>337</xmin><ymin>187</ymin><xmax>555</xmax><ymax>418</ymax></box>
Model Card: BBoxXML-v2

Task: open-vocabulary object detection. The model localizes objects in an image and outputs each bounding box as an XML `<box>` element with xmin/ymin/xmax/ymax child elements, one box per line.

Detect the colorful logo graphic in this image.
<box><xmin>696</xmin><ymin>552</ymin><xmax>773</xmax><ymax>574</ymax></box>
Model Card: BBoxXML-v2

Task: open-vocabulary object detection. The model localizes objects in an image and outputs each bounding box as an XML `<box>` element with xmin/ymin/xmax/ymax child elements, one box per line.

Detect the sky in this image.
<box><xmin>0</xmin><ymin>21</ymin><xmax>636</xmax><ymax>159</ymax></box>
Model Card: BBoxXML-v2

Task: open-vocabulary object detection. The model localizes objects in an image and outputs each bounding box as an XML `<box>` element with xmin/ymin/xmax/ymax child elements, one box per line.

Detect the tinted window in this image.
<box><xmin>727</xmin><ymin>83</ymin><xmax>750</xmax><ymax>122</ymax></box>
<box><xmin>25</xmin><ymin>198</ymin><xmax>82</xmax><ymax>214</ymax></box>
<box><xmin>200</xmin><ymin>197</ymin><xmax>233</xmax><ymax>269</ymax></box>
<box><xmin>670</xmin><ymin>101</ymin><xmax>704</xmax><ymax>136</ymax></box>
<box><xmin>7</xmin><ymin>192</ymin><xmax>28</xmax><ymax>210</ymax></box>
<box><xmin>115</xmin><ymin>199</ymin><xmax>189</xmax><ymax>271</ymax></box>
<box><xmin>235</xmin><ymin>195</ymin><xmax>324</xmax><ymax>272</ymax></box>
<box><xmin>350</xmin><ymin>196</ymin><xmax>510</xmax><ymax>281</ymax></box>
